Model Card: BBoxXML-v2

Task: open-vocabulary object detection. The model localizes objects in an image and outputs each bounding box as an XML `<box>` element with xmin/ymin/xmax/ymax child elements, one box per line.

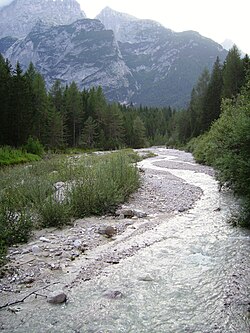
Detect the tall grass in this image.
<box><xmin>0</xmin><ymin>150</ymin><xmax>140</xmax><ymax>265</ymax></box>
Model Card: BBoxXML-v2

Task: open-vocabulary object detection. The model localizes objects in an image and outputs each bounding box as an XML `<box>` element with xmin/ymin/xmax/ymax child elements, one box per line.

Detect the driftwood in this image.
<box><xmin>0</xmin><ymin>282</ymin><xmax>59</xmax><ymax>310</ymax></box>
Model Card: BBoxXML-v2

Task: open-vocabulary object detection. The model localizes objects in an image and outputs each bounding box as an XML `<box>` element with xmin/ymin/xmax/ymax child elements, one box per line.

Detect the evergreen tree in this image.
<box><xmin>65</xmin><ymin>82</ymin><xmax>83</xmax><ymax>146</ymax></box>
<box><xmin>81</xmin><ymin>116</ymin><xmax>98</xmax><ymax>148</ymax></box>
<box><xmin>222</xmin><ymin>45</ymin><xmax>244</xmax><ymax>98</ymax></box>
<box><xmin>201</xmin><ymin>57</ymin><xmax>223</xmax><ymax>132</ymax></box>
<box><xmin>132</xmin><ymin>116</ymin><xmax>147</xmax><ymax>148</ymax></box>
<box><xmin>0</xmin><ymin>55</ymin><xmax>12</xmax><ymax>145</ymax></box>
<box><xmin>103</xmin><ymin>103</ymin><xmax>125</xmax><ymax>149</ymax></box>
<box><xmin>9</xmin><ymin>62</ymin><xmax>30</xmax><ymax>146</ymax></box>
<box><xmin>187</xmin><ymin>68</ymin><xmax>210</xmax><ymax>138</ymax></box>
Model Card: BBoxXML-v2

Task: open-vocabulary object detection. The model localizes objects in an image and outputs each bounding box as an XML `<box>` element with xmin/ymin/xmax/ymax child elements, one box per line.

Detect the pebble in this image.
<box><xmin>47</xmin><ymin>291</ymin><xmax>67</xmax><ymax>304</ymax></box>
<box><xmin>31</xmin><ymin>245</ymin><xmax>40</xmax><ymax>254</ymax></box>
<box><xmin>73</xmin><ymin>239</ymin><xmax>82</xmax><ymax>248</ymax></box>
<box><xmin>103</xmin><ymin>290</ymin><xmax>124</xmax><ymax>299</ymax></box>
<box><xmin>138</xmin><ymin>274</ymin><xmax>154</xmax><ymax>282</ymax></box>
<box><xmin>39</xmin><ymin>237</ymin><xmax>50</xmax><ymax>243</ymax></box>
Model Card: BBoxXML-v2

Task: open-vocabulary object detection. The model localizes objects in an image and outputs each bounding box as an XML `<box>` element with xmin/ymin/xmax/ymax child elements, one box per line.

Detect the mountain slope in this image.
<box><xmin>97</xmin><ymin>7</ymin><xmax>227</xmax><ymax>107</ymax></box>
<box><xmin>0</xmin><ymin>4</ymin><xmax>228</xmax><ymax>107</ymax></box>
<box><xmin>4</xmin><ymin>19</ymin><xmax>136</xmax><ymax>102</ymax></box>
<box><xmin>0</xmin><ymin>0</ymin><xmax>86</xmax><ymax>39</ymax></box>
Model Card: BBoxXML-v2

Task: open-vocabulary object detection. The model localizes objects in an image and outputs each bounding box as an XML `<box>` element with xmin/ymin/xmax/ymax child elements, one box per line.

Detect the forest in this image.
<box><xmin>0</xmin><ymin>45</ymin><xmax>250</xmax><ymax>226</ymax></box>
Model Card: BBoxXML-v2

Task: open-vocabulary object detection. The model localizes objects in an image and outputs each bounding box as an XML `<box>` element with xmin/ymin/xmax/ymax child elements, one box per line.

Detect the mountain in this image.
<box><xmin>0</xmin><ymin>3</ymin><xmax>228</xmax><ymax>107</ymax></box>
<box><xmin>96</xmin><ymin>7</ymin><xmax>227</xmax><ymax>107</ymax></box>
<box><xmin>0</xmin><ymin>0</ymin><xmax>86</xmax><ymax>39</ymax></box>
<box><xmin>4</xmin><ymin>19</ymin><xmax>135</xmax><ymax>102</ymax></box>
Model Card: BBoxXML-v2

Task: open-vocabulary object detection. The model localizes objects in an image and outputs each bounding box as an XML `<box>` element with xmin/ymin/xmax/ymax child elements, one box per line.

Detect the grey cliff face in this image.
<box><xmin>4</xmin><ymin>18</ymin><xmax>136</xmax><ymax>102</ymax></box>
<box><xmin>0</xmin><ymin>4</ymin><xmax>228</xmax><ymax>107</ymax></box>
<box><xmin>97</xmin><ymin>7</ymin><xmax>227</xmax><ymax>107</ymax></box>
<box><xmin>0</xmin><ymin>0</ymin><xmax>86</xmax><ymax>39</ymax></box>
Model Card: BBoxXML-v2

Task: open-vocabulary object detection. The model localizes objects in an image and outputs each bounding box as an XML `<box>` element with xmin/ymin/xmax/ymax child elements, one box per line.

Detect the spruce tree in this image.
<box><xmin>201</xmin><ymin>57</ymin><xmax>223</xmax><ymax>132</ymax></box>
<box><xmin>222</xmin><ymin>45</ymin><xmax>244</xmax><ymax>98</ymax></box>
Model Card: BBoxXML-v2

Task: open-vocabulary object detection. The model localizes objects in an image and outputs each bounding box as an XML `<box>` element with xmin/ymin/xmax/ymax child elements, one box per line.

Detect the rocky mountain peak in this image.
<box><xmin>96</xmin><ymin>6</ymin><xmax>139</xmax><ymax>42</ymax></box>
<box><xmin>0</xmin><ymin>0</ymin><xmax>86</xmax><ymax>39</ymax></box>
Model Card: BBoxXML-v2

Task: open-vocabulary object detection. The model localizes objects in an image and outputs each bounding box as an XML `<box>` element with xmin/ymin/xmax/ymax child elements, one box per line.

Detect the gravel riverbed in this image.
<box><xmin>0</xmin><ymin>148</ymin><xmax>215</xmax><ymax>324</ymax></box>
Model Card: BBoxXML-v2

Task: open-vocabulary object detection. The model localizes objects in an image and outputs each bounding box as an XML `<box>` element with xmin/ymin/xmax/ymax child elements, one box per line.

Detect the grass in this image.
<box><xmin>0</xmin><ymin>150</ymin><xmax>140</xmax><ymax>265</ymax></box>
<box><xmin>0</xmin><ymin>146</ymin><xmax>40</xmax><ymax>167</ymax></box>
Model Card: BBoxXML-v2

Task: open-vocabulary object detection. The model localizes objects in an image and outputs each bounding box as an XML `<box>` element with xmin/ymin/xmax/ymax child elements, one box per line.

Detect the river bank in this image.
<box><xmin>0</xmin><ymin>148</ymin><xmax>249</xmax><ymax>333</ymax></box>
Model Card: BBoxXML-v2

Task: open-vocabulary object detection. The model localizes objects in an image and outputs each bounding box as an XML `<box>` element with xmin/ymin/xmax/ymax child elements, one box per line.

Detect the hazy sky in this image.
<box><xmin>0</xmin><ymin>0</ymin><xmax>249</xmax><ymax>54</ymax></box>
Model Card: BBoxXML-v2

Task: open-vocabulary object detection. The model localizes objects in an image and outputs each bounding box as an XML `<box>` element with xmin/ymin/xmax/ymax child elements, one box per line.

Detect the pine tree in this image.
<box><xmin>132</xmin><ymin>116</ymin><xmax>147</xmax><ymax>148</ymax></box>
<box><xmin>187</xmin><ymin>68</ymin><xmax>210</xmax><ymax>138</ymax></box>
<box><xmin>222</xmin><ymin>45</ymin><xmax>244</xmax><ymax>98</ymax></box>
<box><xmin>65</xmin><ymin>82</ymin><xmax>83</xmax><ymax>147</ymax></box>
<box><xmin>0</xmin><ymin>55</ymin><xmax>12</xmax><ymax>145</ymax></box>
<box><xmin>201</xmin><ymin>57</ymin><xmax>223</xmax><ymax>132</ymax></box>
<box><xmin>81</xmin><ymin>116</ymin><xmax>98</xmax><ymax>148</ymax></box>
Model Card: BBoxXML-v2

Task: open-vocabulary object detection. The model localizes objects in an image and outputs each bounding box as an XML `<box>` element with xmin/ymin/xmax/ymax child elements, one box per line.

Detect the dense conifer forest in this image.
<box><xmin>0</xmin><ymin>45</ymin><xmax>250</xmax><ymax>225</ymax></box>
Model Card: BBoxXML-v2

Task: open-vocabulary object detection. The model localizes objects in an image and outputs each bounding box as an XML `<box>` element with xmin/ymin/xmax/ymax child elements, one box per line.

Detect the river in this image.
<box><xmin>0</xmin><ymin>148</ymin><xmax>249</xmax><ymax>332</ymax></box>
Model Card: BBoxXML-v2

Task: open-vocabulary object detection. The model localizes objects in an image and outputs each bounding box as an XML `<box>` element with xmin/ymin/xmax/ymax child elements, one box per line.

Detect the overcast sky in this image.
<box><xmin>0</xmin><ymin>0</ymin><xmax>249</xmax><ymax>54</ymax></box>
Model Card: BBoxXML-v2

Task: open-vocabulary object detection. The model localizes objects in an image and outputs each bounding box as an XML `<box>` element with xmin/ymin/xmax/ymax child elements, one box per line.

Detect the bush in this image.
<box><xmin>190</xmin><ymin>79</ymin><xmax>250</xmax><ymax>227</ymax></box>
<box><xmin>0</xmin><ymin>146</ymin><xmax>40</xmax><ymax>166</ymax></box>
<box><xmin>24</xmin><ymin>137</ymin><xmax>44</xmax><ymax>157</ymax></box>
<box><xmin>70</xmin><ymin>153</ymin><xmax>140</xmax><ymax>217</ymax></box>
<box><xmin>0</xmin><ymin>150</ymin><xmax>141</xmax><ymax>265</ymax></box>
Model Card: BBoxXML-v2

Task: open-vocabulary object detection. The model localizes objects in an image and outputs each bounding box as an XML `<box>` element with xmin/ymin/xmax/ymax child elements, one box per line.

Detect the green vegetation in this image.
<box><xmin>191</xmin><ymin>79</ymin><xmax>250</xmax><ymax>226</ymax></box>
<box><xmin>0</xmin><ymin>146</ymin><xmax>40</xmax><ymax>166</ymax></box>
<box><xmin>0</xmin><ymin>43</ymin><xmax>249</xmax><ymax>267</ymax></box>
<box><xmin>0</xmin><ymin>55</ymin><xmax>173</xmax><ymax>151</ymax></box>
<box><xmin>0</xmin><ymin>150</ymin><xmax>140</xmax><ymax>265</ymax></box>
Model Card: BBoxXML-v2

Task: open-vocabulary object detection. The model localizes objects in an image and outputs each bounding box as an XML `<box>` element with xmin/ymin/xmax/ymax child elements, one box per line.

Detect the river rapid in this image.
<box><xmin>0</xmin><ymin>148</ymin><xmax>249</xmax><ymax>332</ymax></box>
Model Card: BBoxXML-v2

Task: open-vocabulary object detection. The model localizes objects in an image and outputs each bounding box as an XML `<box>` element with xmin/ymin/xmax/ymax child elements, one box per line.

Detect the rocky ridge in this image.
<box><xmin>0</xmin><ymin>0</ymin><xmax>85</xmax><ymax>39</ymax></box>
<box><xmin>0</xmin><ymin>1</ymin><xmax>228</xmax><ymax>107</ymax></box>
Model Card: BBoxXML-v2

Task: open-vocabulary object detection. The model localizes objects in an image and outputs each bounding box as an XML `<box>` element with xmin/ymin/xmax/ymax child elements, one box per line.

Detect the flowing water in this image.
<box><xmin>1</xmin><ymin>148</ymin><xmax>250</xmax><ymax>333</ymax></box>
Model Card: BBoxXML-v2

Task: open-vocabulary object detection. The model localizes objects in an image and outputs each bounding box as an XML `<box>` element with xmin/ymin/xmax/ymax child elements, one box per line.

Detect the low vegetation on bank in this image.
<box><xmin>0</xmin><ymin>150</ymin><xmax>140</xmax><ymax>266</ymax></box>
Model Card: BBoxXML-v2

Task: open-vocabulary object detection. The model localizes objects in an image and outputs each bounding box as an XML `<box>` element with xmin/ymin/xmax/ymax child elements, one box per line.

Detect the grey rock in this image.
<box><xmin>47</xmin><ymin>291</ymin><xmax>67</xmax><ymax>304</ymax></box>
<box><xmin>0</xmin><ymin>0</ymin><xmax>86</xmax><ymax>39</ymax></box>
<box><xmin>138</xmin><ymin>274</ymin><xmax>154</xmax><ymax>282</ymax></box>
<box><xmin>133</xmin><ymin>210</ymin><xmax>147</xmax><ymax>218</ymax></box>
<box><xmin>103</xmin><ymin>290</ymin><xmax>124</xmax><ymax>299</ymax></box>
<box><xmin>98</xmin><ymin>226</ymin><xmax>116</xmax><ymax>238</ymax></box>
<box><xmin>31</xmin><ymin>245</ymin><xmax>40</xmax><ymax>254</ymax></box>
<box><xmin>73</xmin><ymin>239</ymin><xmax>82</xmax><ymax>248</ymax></box>
<box><xmin>39</xmin><ymin>237</ymin><xmax>50</xmax><ymax>243</ymax></box>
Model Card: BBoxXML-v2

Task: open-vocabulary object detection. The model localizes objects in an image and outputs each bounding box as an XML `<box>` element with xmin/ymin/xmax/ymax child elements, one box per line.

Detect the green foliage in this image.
<box><xmin>70</xmin><ymin>152</ymin><xmax>140</xmax><ymax>217</ymax></box>
<box><xmin>191</xmin><ymin>78</ymin><xmax>250</xmax><ymax>227</ymax></box>
<box><xmin>0</xmin><ymin>146</ymin><xmax>40</xmax><ymax>166</ymax></box>
<box><xmin>0</xmin><ymin>150</ymin><xmax>140</xmax><ymax>265</ymax></box>
<box><xmin>24</xmin><ymin>137</ymin><xmax>44</xmax><ymax>156</ymax></box>
<box><xmin>222</xmin><ymin>45</ymin><xmax>245</xmax><ymax>98</ymax></box>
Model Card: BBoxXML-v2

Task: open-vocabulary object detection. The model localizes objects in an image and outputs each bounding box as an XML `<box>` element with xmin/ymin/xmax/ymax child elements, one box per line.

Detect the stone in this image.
<box><xmin>47</xmin><ymin>291</ymin><xmax>67</xmax><ymax>304</ymax></box>
<box><xmin>39</xmin><ymin>237</ymin><xmax>50</xmax><ymax>243</ymax></box>
<box><xmin>134</xmin><ymin>210</ymin><xmax>147</xmax><ymax>218</ymax></box>
<box><xmin>98</xmin><ymin>226</ymin><xmax>116</xmax><ymax>238</ymax></box>
<box><xmin>31</xmin><ymin>245</ymin><xmax>40</xmax><ymax>254</ymax></box>
<box><xmin>73</xmin><ymin>239</ymin><xmax>82</xmax><ymax>248</ymax></box>
<box><xmin>103</xmin><ymin>290</ymin><xmax>124</xmax><ymax>299</ymax></box>
<box><xmin>138</xmin><ymin>274</ymin><xmax>154</xmax><ymax>282</ymax></box>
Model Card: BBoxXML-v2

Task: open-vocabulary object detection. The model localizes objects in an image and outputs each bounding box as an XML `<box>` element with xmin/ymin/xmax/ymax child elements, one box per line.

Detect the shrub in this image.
<box><xmin>0</xmin><ymin>146</ymin><xmax>40</xmax><ymax>167</ymax></box>
<box><xmin>191</xmin><ymin>79</ymin><xmax>250</xmax><ymax>227</ymax></box>
<box><xmin>24</xmin><ymin>136</ymin><xmax>44</xmax><ymax>157</ymax></box>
